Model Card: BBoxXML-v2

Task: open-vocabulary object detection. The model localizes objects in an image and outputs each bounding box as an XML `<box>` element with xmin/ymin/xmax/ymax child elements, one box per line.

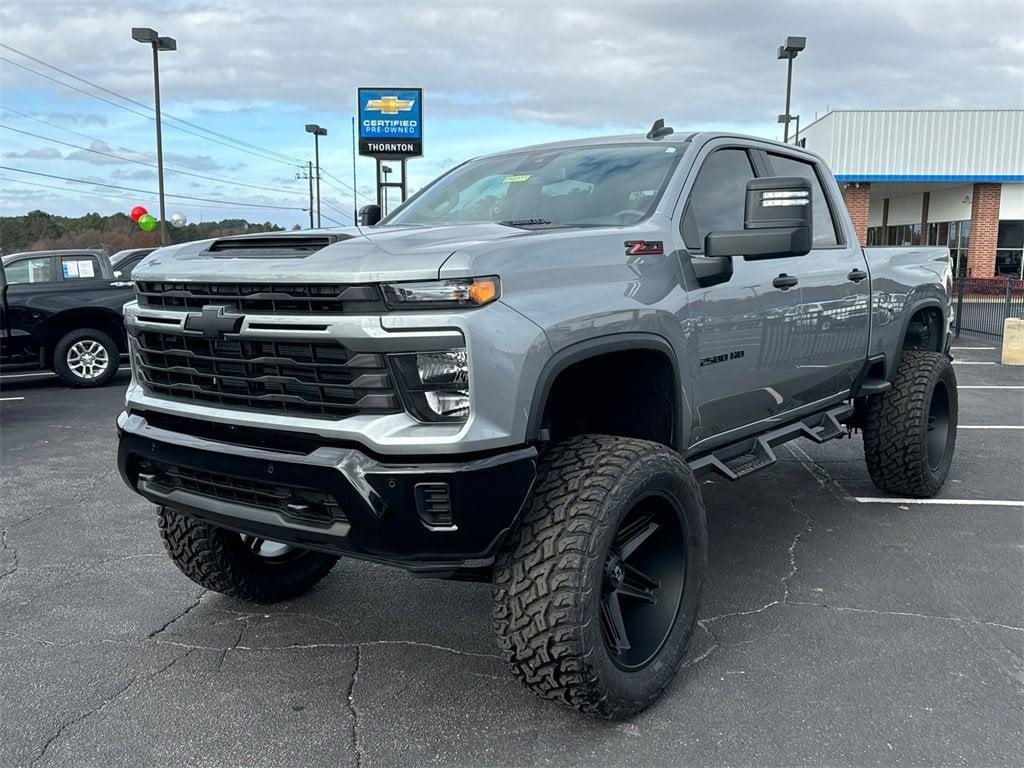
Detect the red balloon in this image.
<box><xmin>130</xmin><ymin>205</ymin><xmax>148</xmax><ymax>222</ymax></box>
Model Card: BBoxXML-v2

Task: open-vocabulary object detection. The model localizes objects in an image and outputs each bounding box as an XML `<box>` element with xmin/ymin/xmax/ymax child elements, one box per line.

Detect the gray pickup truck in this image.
<box><xmin>117</xmin><ymin>124</ymin><xmax>956</xmax><ymax>718</ymax></box>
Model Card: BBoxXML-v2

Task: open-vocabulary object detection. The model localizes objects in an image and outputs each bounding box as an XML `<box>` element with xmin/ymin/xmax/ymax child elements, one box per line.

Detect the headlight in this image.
<box><xmin>391</xmin><ymin>349</ymin><xmax>470</xmax><ymax>422</ymax></box>
<box><xmin>381</xmin><ymin>276</ymin><xmax>499</xmax><ymax>310</ymax></box>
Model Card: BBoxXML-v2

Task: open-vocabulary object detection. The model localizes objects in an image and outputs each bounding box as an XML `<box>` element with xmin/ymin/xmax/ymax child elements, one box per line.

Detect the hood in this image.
<box><xmin>132</xmin><ymin>224</ymin><xmax>538</xmax><ymax>283</ymax></box>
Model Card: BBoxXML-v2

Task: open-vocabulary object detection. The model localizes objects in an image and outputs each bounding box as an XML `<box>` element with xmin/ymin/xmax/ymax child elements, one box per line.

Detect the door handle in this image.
<box><xmin>772</xmin><ymin>274</ymin><xmax>799</xmax><ymax>290</ymax></box>
<box><xmin>847</xmin><ymin>269</ymin><xmax>868</xmax><ymax>283</ymax></box>
<box><xmin>110</xmin><ymin>282</ymin><xmax>133</xmax><ymax>287</ymax></box>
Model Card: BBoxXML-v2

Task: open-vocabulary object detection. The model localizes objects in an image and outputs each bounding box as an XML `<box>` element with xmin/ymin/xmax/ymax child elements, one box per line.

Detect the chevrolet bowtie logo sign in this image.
<box><xmin>184</xmin><ymin>305</ymin><xmax>244</xmax><ymax>338</ymax></box>
<box><xmin>365</xmin><ymin>96</ymin><xmax>415</xmax><ymax>115</ymax></box>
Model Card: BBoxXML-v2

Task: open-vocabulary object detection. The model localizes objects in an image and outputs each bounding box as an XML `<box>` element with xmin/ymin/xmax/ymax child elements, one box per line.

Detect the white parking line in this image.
<box><xmin>952</xmin><ymin>346</ymin><xmax>995</xmax><ymax>350</ymax></box>
<box><xmin>953</xmin><ymin>361</ymin><xmax>997</xmax><ymax>365</ymax></box>
<box><xmin>959</xmin><ymin>425</ymin><xmax>1024</xmax><ymax>430</ymax></box>
<box><xmin>0</xmin><ymin>396</ymin><xmax>25</xmax><ymax>402</ymax></box>
<box><xmin>854</xmin><ymin>497</ymin><xmax>1024</xmax><ymax>507</ymax></box>
<box><xmin>959</xmin><ymin>386</ymin><xmax>1024</xmax><ymax>390</ymax></box>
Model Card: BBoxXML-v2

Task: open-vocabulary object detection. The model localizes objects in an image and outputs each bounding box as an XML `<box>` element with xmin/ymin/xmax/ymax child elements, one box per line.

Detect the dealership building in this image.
<box><xmin>800</xmin><ymin>109</ymin><xmax>1023</xmax><ymax>278</ymax></box>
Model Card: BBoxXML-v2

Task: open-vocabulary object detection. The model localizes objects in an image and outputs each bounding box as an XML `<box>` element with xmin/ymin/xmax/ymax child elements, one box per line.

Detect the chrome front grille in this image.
<box><xmin>132</xmin><ymin>330</ymin><xmax>399</xmax><ymax>419</ymax></box>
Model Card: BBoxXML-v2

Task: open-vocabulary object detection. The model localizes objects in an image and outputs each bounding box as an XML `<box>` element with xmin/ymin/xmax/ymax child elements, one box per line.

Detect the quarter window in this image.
<box><xmin>682</xmin><ymin>149</ymin><xmax>755</xmax><ymax>251</ymax></box>
<box><xmin>768</xmin><ymin>154</ymin><xmax>840</xmax><ymax>246</ymax></box>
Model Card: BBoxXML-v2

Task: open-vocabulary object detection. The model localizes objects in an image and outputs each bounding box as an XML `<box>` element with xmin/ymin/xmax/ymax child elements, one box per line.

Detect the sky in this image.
<box><xmin>1</xmin><ymin>0</ymin><xmax>1022</xmax><ymax>229</ymax></box>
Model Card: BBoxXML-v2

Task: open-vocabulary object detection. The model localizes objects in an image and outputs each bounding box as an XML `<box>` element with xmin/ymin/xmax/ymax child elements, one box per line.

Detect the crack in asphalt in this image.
<box><xmin>27</xmin><ymin>649</ymin><xmax>194</xmax><ymax>767</ymax></box>
<box><xmin>0</xmin><ymin>527</ymin><xmax>17</xmax><ymax>581</ymax></box>
<box><xmin>10</xmin><ymin>466</ymin><xmax>118</xmax><ymax>529</ymax></box>
<box><xmin>347</xmin><ymin>645</ymin><xmax>363</xmax><ymax>768</ymax></box>
<box><xmin>147</xmin><ymin>590</ymin><xmax>208</xmax><ymax>639</ymax></box>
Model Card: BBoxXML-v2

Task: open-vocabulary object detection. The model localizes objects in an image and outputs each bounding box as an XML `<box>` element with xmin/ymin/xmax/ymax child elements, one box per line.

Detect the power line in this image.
<box><xmin>318</xmin><ymin>212</ymin><xmax>348</xmax><ymax>227</ymax></box>
<box><xmin>0</xmin><ymin>175</ymin><xmax>287</xmax><ymax>215</ymax></box>
<box><xmin>320</xmin><ymin>167</ymin><xmax>364</xmax><ymax>199</ymax></box>
<box><xmin>0</xmin><ymin>122</ymin><xmax>310</xmax><ymax>198</ymax></box>
<box><xmin>1</xmin><ymin>106</ymin><xmax>306</xmax><ymax>192</ymax></box>
<box><xmin>0</xmin><ymin>166</ymin><xmax>308</xmax><ymax>211</ymax></box>
<box><xmin>319</xmin><ymin>197</ymin><xmax>352</xmax><ymax>218</ymax></box>
<box><xmin>0</xmin><ymin>54</ymin><xmax>304</xmax><ymax>170</ymax></box>
<box><xmin>0</xmin><ymin>42</ymin><xmax>305</xmax><ymax>166</ymax></box>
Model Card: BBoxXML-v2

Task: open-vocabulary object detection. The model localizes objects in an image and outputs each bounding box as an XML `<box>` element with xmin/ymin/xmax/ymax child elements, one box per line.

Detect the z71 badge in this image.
<box><xmin>625</xmin><ymin>240</ymin><xmax>664</xmax><ymax>256</ymax></box>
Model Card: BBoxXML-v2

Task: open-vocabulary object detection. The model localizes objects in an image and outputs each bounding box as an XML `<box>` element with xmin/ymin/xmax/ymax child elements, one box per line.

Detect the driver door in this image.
<box><xmin>680</xmin><ymin>144</ymin><xmax>808</xmax><ymax>446</ymax></box>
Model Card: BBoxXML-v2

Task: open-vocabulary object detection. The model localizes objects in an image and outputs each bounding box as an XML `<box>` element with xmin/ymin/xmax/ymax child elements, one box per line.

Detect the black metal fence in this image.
<box><xmin>954</xmin><ymin>277</ymin><xmax>1024</xmax><ymax>338</ymax></box>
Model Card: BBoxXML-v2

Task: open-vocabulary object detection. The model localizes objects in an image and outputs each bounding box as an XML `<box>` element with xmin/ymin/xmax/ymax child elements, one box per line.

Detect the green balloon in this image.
<box><xmin>137</xmin><ymin>213</ymin><xmax>158</xmax><ymax>232</ymax></box>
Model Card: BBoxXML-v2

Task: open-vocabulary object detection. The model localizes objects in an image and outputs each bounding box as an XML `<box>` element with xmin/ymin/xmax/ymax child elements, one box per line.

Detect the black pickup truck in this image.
<box><xmin>0</xmin><ymin>248</ymin><xmax>135</xmax><ymax>386</ymax></box>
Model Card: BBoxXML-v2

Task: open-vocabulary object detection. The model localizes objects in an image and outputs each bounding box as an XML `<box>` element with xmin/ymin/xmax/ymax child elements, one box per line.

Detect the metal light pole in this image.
<box><xmin>777</xmin><ymin>36</ymin><xmax>805</xmax><ymax>144</ymax></box>
<box><xmin>777</xmin><ymin>113</ymin><xmax>801</xmax><ymax>145</ymax></box>
<box><xmin>381</xmin><ymin>165</ymin><xmax>392</xmax><ymax>216</ymax></box>
<box><xmin>132</xmin><ymin>27</ymin><xmax>176</xmax><ymax>246</ymax></box>
<box><xmin>351</xmin><ymin>116</ymin><xmax>359</xmax><ymax>226</ymax></box>
<box><xmin>305</xmin><ymin>124</ymin><xmax>327</xmax><ymax>227</ymax></box>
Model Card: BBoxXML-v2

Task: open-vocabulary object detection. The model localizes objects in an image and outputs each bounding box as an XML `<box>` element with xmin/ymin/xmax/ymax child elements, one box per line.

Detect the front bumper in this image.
<box><xmin>117</xmin><ymin>411</ymin><xmax>537</xmax><ymax>576</ymax></box>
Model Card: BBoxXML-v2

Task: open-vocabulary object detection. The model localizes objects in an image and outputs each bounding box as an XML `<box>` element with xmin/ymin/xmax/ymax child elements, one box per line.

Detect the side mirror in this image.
<box><xmin>705</xmin><ymin>176</ymin><xmax>812</xmax><ymax>260</ymax></box>
<box><xmin>358</xmin><ymin>204</ymin><xmax>382</xmax><ymax>226</ymax></box>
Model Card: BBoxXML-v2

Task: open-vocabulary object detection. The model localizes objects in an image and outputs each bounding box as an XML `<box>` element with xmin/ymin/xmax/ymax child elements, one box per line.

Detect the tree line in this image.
<box><xmin>0</xmin><ymin>210</ymin><xmax>288</xmax><ymax>255</ymax></box>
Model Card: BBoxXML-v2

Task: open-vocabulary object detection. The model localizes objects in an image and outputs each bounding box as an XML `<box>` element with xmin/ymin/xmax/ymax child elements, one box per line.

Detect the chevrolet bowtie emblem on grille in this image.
<box><xmin>184</xmin><ymin>305</ymin><xmax>244</xmax><ymax>338</ymax></box>
<box><xmin>365</xmin><ymin>95</ymin><xmax>415</xmax><ymax>115</ymax></box>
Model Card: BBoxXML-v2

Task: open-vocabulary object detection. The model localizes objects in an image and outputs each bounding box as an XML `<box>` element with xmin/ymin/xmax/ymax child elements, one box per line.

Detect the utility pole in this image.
<box><xmin>307</xmin><ymin>161</ymin><xmax>314</xmax><ymax>228</ymax></box>
<box><xmin>132</xmin><ymin>28</ymin><xmax>176</xmax><ymax>246</ymax></box>
<box><xmin>296</xmin><ymin>163</ymin><xmax>314</xmax><ymax>228</ymax></box>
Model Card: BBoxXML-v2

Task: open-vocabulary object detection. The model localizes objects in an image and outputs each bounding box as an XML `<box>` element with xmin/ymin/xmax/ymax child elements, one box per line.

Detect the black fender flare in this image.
<box><xmin>891</xmin><ymin>298</ymin><xmax>947</xmax><ymax>378</ymax></box>
<box><xmin>525</xmin><ymin>332</ymin><xmax>685</xmax><ymax>451</ymax></box>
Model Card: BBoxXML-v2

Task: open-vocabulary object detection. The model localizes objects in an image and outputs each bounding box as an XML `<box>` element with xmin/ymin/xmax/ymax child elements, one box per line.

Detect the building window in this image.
<box><xmin>996</xmin><ymin>220</ymin><xmax>1024</xmax><ymax>278</ymax></box>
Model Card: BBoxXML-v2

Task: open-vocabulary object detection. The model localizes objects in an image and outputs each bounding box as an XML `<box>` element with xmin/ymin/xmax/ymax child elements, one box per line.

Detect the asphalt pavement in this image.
<box><xmin>1</xmin><ymin>341</ymin><xmax>1021</xmax><ymax>767</ymax></box>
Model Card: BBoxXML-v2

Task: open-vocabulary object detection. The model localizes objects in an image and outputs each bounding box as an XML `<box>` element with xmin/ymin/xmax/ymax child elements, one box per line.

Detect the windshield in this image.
<box><xmin>384</xmin><ymin>144</ymin><xmax>681</xmax><ymax>228</ymax></box>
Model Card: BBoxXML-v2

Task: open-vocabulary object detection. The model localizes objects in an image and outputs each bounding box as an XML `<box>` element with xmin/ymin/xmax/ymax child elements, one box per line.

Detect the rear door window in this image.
<box><xmin>60</xmin><ymin>255</ymin><xmax>100</xmax><ymax>280</ymax></box>
<box><xmin>767</xmin><ymin>154</ymin><xmax>840</xmax><ymax>246</ymax></box>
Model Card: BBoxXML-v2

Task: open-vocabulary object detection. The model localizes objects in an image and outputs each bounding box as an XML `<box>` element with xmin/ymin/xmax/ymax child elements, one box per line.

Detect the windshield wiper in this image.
<box><xmin>497</xmin><ymin>218</ymin><xmax>568</xmax><ymax>229</ymax></box>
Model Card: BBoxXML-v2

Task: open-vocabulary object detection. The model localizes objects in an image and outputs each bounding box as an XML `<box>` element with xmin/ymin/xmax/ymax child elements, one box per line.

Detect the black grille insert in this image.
<box><xmin>141</xmin><ymin>459</ymin><xmax>344</xmax><ymax>526</ymax></box>
<box><xmin>133</xmin><ymin>331</ymin><xmax>399</xmax><ymax>419</ymax></box>
<box><xmin>136</xmin><ymin>281</ymin><xmax>387</xmax><ymax>314</ymax></box>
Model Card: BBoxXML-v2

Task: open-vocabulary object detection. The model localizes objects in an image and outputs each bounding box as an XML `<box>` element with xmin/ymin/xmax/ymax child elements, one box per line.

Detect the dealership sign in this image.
<box><xmin>358</xmin><ymin>88</ymin><xmax>423</xmax><ymax>158</ymax></box>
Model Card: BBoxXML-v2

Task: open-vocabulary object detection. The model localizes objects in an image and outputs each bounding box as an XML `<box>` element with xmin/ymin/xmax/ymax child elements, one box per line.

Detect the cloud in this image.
<box><xmin>1</xmin><ymin>0</ymin><xmax>1020</xmax><ymax>132</ymax></box>
<box><xmin>110</xmin><ymin>168</ymin><xmax>156</xmax><ymax>181</ymax></box>
<box><xmin>46</xmin><ymin>111</ymin><xmax>108</xmax><ymax>126</ymax></box>
<box><xmin>2</xmin><ymin>147</ymin><xmax>63</xmax><ymax>160</ymax></box>
<box><xmin>64</xmin><ymin>140</ymin><xmax>149</xmax><ymax>165</ymax></box>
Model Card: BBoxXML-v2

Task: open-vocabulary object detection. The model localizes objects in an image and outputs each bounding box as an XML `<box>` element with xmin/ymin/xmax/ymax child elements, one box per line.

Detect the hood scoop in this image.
<box><xmin>204</xmin><ymin>234</ymin><xmax>353</xmax><ymax>259</ymax></box>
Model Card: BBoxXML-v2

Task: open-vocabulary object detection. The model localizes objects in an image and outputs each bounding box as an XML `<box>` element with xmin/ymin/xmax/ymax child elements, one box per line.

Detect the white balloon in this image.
<box><xmin>169</xmin><ymin>212</ymin><xmax>187</xmax><ymax>228</ymax></box>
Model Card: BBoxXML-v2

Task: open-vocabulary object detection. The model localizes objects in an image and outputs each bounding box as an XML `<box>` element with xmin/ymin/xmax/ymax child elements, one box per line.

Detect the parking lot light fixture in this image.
<box><xmin>305</xmin><ymin>124</ymin><xmax>327</xmax><ymax>228</ymax></box>
<box><xmin>132</xmin><ymin>27</ymin><xmax>176</xmax><ymax>246</ymax></box>
<box><xmin>777</xmin><ymin>36</ymin><xmax>806</xmax><ymax>144</ymax></box>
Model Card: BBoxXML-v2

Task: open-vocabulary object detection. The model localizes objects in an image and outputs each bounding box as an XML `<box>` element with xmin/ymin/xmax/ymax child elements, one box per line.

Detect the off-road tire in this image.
<box><xmin>157</xmin><ymin>506</ymin><xmax>339</xmax><ymax>603</ymax></box>
<box><xmin>863</xmin><ymin>350</ymin><xmax>958</xmax><ymax>497</ymax></box>
<box><xmin>52</xmin><ymin>328</ymin><xmax>119</xmax><ymax>387</ymax></box>
<box><xmin>493</xmin><ymin>435</ymin><xmax>707</xmax><ymax>719</ymax></box>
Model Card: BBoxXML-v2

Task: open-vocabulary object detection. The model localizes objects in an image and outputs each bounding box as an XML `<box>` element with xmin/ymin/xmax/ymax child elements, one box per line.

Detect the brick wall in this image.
<box><xmin>841</xmin><ymin>183</ymin><xmax>871</xmax><ymax>245</ymax></box>
<box><xmin>967</xmin><ymin>183</ymin><xmax>1001</xmax><ymax>277</ymax></box>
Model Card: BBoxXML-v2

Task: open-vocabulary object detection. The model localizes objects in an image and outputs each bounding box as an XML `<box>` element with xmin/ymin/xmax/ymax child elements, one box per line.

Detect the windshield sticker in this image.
<box><xmin>502</xmin><ymin>175</ymin><xmax>531</xmax><ymax>184</ymax></box>
<box><xmin>665</xmin><ymin>147</ymin><xmax>677</xmax><ymax>153</ymax></box>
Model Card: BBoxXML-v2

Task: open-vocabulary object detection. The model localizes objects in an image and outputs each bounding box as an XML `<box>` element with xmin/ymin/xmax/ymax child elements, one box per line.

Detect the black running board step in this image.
<box><xmin>857</xmin><ymin>378</ymin><xmax>892</xmax><ymax>396</ymax></box>
<box><xmin>689</xmin><ymin>404</ymin><xmax>853</xmax><ymax>481</ymax></box>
